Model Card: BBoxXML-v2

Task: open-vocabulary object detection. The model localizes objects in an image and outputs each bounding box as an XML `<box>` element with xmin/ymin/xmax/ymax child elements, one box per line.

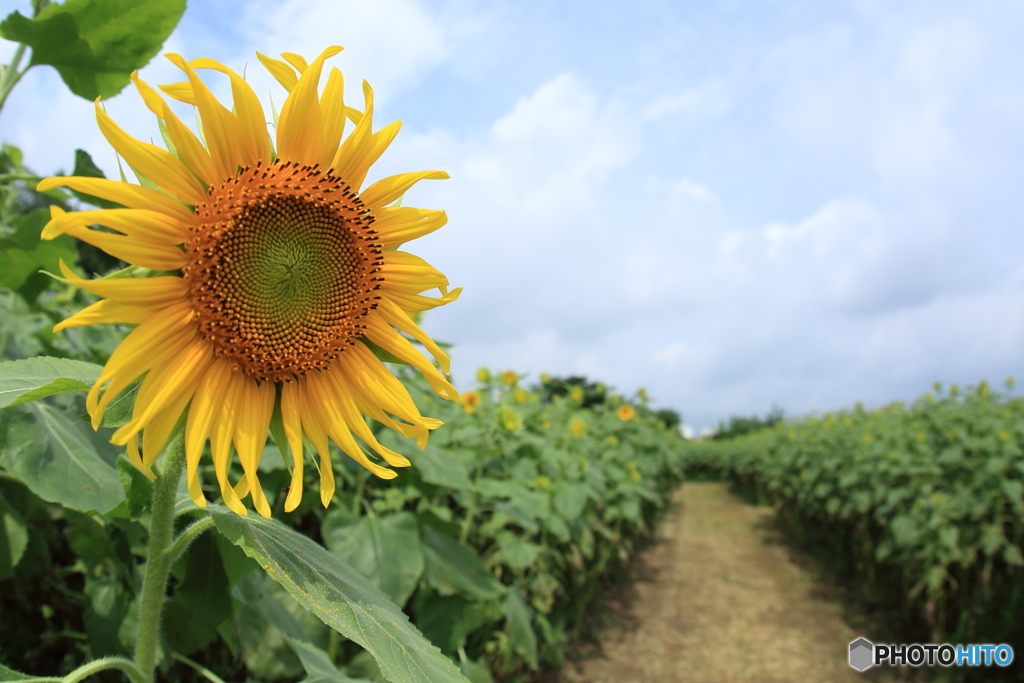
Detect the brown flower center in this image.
<box><xmin>184</xmin><ymin>161</ymin><xmax>382</xmax><ymax>382</ymax></box>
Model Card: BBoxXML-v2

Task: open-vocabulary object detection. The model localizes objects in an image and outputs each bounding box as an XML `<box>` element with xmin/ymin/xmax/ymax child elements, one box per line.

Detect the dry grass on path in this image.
<box><xmin>551</xmin><ymin>482</ymin><xmax>898</xmax><ymax>683</ymax></box>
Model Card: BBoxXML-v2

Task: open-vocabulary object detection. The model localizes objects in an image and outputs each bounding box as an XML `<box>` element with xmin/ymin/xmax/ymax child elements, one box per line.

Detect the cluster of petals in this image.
<box><xmin>38</xmin><ymin>47</ymin><xmax>460</xmax><ymax>517</ymax></box>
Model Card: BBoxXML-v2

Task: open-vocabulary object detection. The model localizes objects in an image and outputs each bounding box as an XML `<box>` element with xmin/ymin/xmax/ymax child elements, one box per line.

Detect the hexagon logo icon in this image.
<box><xmin>849</xmin><ymin>637</ymin><xmax>874</xmax><ymax>672</ymax></box>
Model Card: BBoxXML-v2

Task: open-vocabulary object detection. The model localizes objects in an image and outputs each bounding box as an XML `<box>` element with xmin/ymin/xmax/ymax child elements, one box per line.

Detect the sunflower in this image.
<box><xmin>617</xmin><ymin>405</ymin><xmax>635</xmax><ymax>421</ymax></box>
<box><xmin>38</xmin><ymin>47</ymin><xmax>460</xmax><ymax>517</ymax></box>
<box><xmin>460</xmin><ymin>390</ymin><xmax>481</xmax><ymax>414</ymax></box>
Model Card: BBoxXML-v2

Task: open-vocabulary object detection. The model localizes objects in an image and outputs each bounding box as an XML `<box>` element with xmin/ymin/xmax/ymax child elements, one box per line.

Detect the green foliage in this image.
<box><xmin>711</xmin><ymin>405</ymin><xmax>783</xmax><ymax>440</ymax></box>
<box><xmin>685</xmin><ymin>382</ymin><xmax>1024</xmax><ymax>682</ymax></box>
<box><xmin>0</xmin><ymin>0</ymin><xmax>187</xmax><ymax>100</ymax></box>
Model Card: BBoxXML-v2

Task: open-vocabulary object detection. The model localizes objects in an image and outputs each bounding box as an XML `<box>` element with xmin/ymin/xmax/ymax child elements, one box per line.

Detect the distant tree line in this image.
<box><xmin>538</xmin><ymin>375</ymin><xmax>683</xmax><ymax>431</ymax></box>
<box><xmin>711</xmin><ymin>405</ymin><xmax>784</xmax><ymax>440</ymax></box>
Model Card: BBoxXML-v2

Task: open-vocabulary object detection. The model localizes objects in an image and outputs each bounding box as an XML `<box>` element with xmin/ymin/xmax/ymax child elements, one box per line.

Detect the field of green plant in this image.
<box><xmin>1</xmin><ymin>295</ymin><xmax>686</xmax><ymax>682</ymax></box>
<box><xmin>683</xmin><ymin>382</ymin><xmax>1024</xmax><ymax>681</ymax></box>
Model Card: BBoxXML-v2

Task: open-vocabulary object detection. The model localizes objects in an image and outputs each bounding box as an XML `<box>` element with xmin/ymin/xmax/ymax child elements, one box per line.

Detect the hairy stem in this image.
<box><xmin>133</xmin><ymin>432</ymin><xmax>186</xmax><ymax>683</ymax></box>
<box><xmin>166</xmin><ymin>517</ymin><xmax>214</xmax><ymax>564</ymax></box>
<box><xmin>62</xmin><ymin>657</ymin><xmax>146</xmax><ymax>683</ymax></box>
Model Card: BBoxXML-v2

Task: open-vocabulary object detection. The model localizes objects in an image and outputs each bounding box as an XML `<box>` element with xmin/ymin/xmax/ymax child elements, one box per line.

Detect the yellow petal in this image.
<box><xmin>303</xmin><ymin>371</ymin><xmax>395</xmax><ymax>480</ymax></box>
<box><xmin>165</xmin><ymin>53</ymin><xmax>241</xmax><ymax>183</ymax></box>
<box><xmin>210</xmin><ymin>371</ymin><xmax>248</xmax><ymax>515</ymax></box>
<box><xmin>320</xmin><ymin>67</ymin><xmax>346</xmax><ymax>169</ymax></box>
<box><xmin>36</xmin><ymin>177</ymin><xmax>195</xmax><ymax>223</ymax></box>
<box><xmin>360</xmin><ymin>170</ymin><xmax>449</xmax><ymax>210</ymax></box>
<box><xmin>158</xmin><ymin>82</ymin><xmax>198</xmax><ymax>105</ymax></box>
<box><xmin>277</xmin><ymin>46</ymin><xmax>342</xmax><ymax>167</ymax></box>
<box><xmin>376</xmin><ymin>296</ymin><xmax>451</xmax><ymax>374</ymax></box>
<box><xmin>57</xmin><ymin>260</ymin><xmax>187</xmax><ymax>306</ymax></box>
<box><xmin>94</xmin><ymin>100</ymin><xmax>206</xmax><ymax>205</ymax></box>
<box><xmin>330</xmin><ymin>81</ymin><xmax>375</xmax><ymax>187</ymax></box>
<box><xmin>56</xmin><ymin>223</ymin><xmax>187</xmax><ymax>271</ymax></box>
<box><xmin>191</xmin><ymin>58</ymin><xmax>272</xmax><ymax>168</ymax></box>
<box><xmin>280</xmin><ymin>380</ymin><xmax>306</xmax><ymax>512</ymax></box>
<box><xmin>256</xmin><ymin>52</ymin><xmax>298</xmax><ymax>92</ymax></box>
<box><xmin>280</xmin><ymin>52</ymin><xmax>309</xmax><ymax>73</ymax></box>
<box><xmin>323</xmin><ymin>369</ymin><xmax>410</xmax><ymax>468</ymax></box>
<box><xmin>112</xmin><ymin>337</ymin><xmax>212</xmax><ymax>445</ymax></box>
<box><xmin>294</xmin><ymin>380</ymin><xmax>336</xmax><ymax>506</ymax></box>
<box><xmin>385</xmin><ymin>287</ymin><xmax>462</xmax><ymax>313</ymax></box>
<box><xmin>374</xmin><ymin>207</ymin><xmax>447</xmax><ymax>249</ymax></box>
<box><xmin>363</xmin><ymin>314</ymin><xmax>458</xmax><ymax>401</ymax></box>
<box><xmin>54</xmin><ymin>299</ymin><xmax>152</xmax><ymax>331</ymax></box>
<box><xmin>44</xmin><ymin>206</ymin><xmax>189</xmax><ymax>245</ymax></box>
<box><xmin>184</xmin><ymin>359</ymin><xmax>234</xmax><ymax>508</ymax></box>
<box><xmin>139</xmin><ymin>389</ymin><xmax>192</xmax><ymax>469</ymax></box>
<box><xmin>131</xmin><ymin>71</ymin><xmax>219</xmax><ymax>187</ymax></box>
<box><xmin>86</xmin><ymin>302</ymin><xmax>195</xmax><ymax>427</ymax></box>
<box><xmin>233</xmin><ymin>378</ymin><xmax>275</xmax><ymax>518</ymax></box>
<box><xmin>379</xmin><ymin>250</ymin><xmax>450</xmax><ymax>295</ymax></box>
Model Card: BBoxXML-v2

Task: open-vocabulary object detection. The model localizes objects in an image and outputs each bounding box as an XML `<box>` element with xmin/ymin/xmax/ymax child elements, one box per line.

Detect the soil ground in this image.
<box><xmin>550</xmin><ymin>482</ymin><xmax>900</xmax><ymax>683</ymax></box>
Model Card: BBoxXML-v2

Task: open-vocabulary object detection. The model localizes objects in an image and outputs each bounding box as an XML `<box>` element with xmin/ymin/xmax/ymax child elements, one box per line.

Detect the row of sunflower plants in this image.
<box><xmin>683</xmin><ymin>382</ymin><xmax>1024</xmax><ymax>681</ymax></box>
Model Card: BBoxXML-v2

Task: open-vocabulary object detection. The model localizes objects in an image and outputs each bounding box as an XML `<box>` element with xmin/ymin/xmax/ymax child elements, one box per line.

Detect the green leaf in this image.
<box><xmin>504</xmin><ymin>590</ymin><xmax>538</xmax><ymax>670</ymax></box>
<box><xmin>208</xmin><ymin>507</ymin><xmax>472</xmax><ymax>683</ymax></box>
<box><xmin>553</xmin><ymin>483</ymin><xmax>590</xmax><ymax>520</ymax></box>
<box><xmin>495</xmin><ymin>530</ymin><xmax>539</xmax><ymax>570</ymax></box>
<box><xmin>0</xmin><ymin>0</ymin><xmax>187</xmax><ymax>100</ymax></box>
<box><xmin>70</xmin><ymin>149</ymin><xmax>122</xmax><ymax>208</ymax></box>
<box><xmin>0</xmin><ymin>209</ymin><xmax>78</xmax><ymax>298</ymax></box>
<box><xmin>101</xmin><ymin>458</ymin><xmax>150</xmax><ymax>518</ymax></box>
<box><xmin>0</xmin><ymin>491</ymin><xmax>28</xmax><ymax>581</ymax></box>
<box><xmin>413</xmin><ymin>592</ymin><xmax>489</xmax><ymax>655</ymax></box>
<box><xmin>404</xmin><ymin>443</ymin><xmax>473</xmax><ymax>491</ymax></box>
<box><xmin>287</xmin><ymin>637</ymin><xmax>375</xmax><ymax>683</ymax></box>
<box><xmin>0</xmin><ymin>357</ymin><xmax>102</xmax><ymax>409</ymax></box>
<box><xmin>459</xmin><ymin>659</ymin><xmax>494</xmax><ymax>683</ymax></box>
<box><xmin>321</xmin><ymin>509</ymin><xmax>425</xmax><ymax>607</ymax></box>
<box><xmin>421</xmin><ymin>526</ymin><xmax>504</xmax><ymax>601</ymax></box>
<box><xmin>163</xmin><ymin>530</ymin><xmax>233</xmax><ymax>654</ymax></box>
<box><xmin>99</xmin><ymin>380</ymin><xmax>140</xmax><ymax>428</ymax></box>
<box><xmin>0</xmin><ymin>401</ymin><xmax>123</xmax><ymax>514</ymax></box>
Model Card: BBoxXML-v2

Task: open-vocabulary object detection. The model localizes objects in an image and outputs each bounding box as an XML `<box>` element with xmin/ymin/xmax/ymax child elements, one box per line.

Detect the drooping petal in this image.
<box><xmin>280</xmin><ymin>380</ymin><xmax>306</xmax><ymax>512</ymax></box>
<box><xmin>376</xmin><ymin>296</ymin><xmax>451</xmax><ymax>374</ymax></box>
<box><xmin>210</xmin><ymin>371</ymin><xmax>248</xmax><ymax>515</ymax></box>
<box><xmin>184</xmin><ymin>359</ymin><xmax>234</xmax><ymax>508</ymax></box>
<box><xmin>233</xmin><ymin>378</ymin><xmax>275</xmax><ymax>518</ymax></box>
<box><xmin>363</xmin><ymin>314</ymin><xmax>458</xmax><ymax>401</ymax></box>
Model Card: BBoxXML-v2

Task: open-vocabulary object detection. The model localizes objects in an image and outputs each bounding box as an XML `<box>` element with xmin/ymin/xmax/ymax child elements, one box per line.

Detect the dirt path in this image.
<box><xmin>554</xmin><ymin>482</ymin><xmax>894</xmax><ymax>683</ymax></box>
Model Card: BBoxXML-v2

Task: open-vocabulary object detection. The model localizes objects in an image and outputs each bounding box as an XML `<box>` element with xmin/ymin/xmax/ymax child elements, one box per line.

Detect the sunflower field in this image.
<box><xmin>683</xmin><ymin>382</ymin><xmax>1024</xmax><ymax>682</ymax></box>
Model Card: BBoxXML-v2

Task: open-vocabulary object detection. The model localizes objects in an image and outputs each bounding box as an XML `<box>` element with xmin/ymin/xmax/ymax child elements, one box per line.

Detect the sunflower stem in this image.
<box><xmin>134</xmin><ymin>431</ymin><xmax>186</xmax><ymax>683</ymax></box>
<box><xmin>0</xmin><ymin>42</ymin><xmax>30</xmax><ymax>117</ymax></box>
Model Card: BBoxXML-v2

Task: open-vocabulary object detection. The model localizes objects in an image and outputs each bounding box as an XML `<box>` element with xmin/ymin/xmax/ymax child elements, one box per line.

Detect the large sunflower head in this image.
<box><xmin>38</xmin><ymin>47</ymin><xmax>461</xmax><ymax>517</ymax></box>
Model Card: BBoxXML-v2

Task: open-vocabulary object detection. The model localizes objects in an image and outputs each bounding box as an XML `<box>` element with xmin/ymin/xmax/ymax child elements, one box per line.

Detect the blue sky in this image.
<box><xmin>3</xmin><ymin>0</ymin><xmax>1024</xmax><ymax>430</ymax></box>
